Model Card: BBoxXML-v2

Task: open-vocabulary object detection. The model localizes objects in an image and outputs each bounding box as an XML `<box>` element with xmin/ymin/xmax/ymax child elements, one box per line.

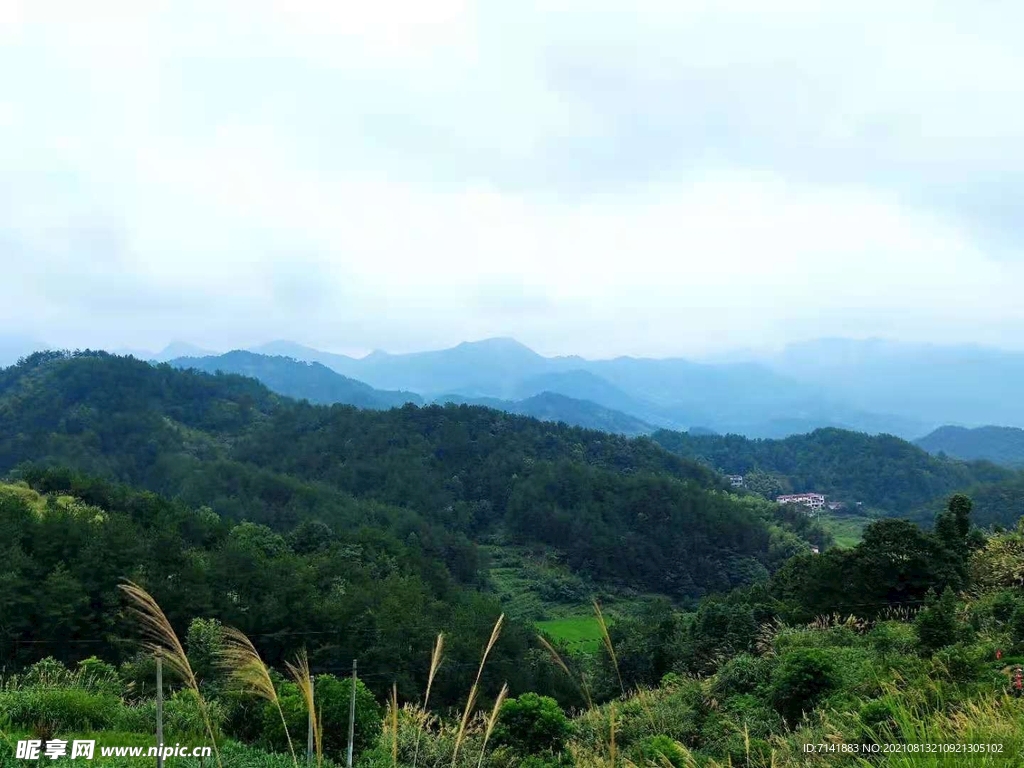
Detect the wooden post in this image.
<box><xmin>307</xmin><ymin>677</ymin><xmax>314</xmax><ymax>768</ymax></box>
<box><xmin>346</xmin><ymin>659</ymin><xmax>357</xmax><ymax>768</ymax></box>
<box><xmin>156</xmin><ymin>657</ymin><xmax>164</xmax><ymax>768</ymax></box>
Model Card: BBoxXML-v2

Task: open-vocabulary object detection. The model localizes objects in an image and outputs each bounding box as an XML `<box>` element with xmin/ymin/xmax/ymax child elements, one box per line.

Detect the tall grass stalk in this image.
<box><xmin>477</xmin><ymin>682</ymin><xmax>508</xmax><ymax>768</ymax></box>
<box><xmin>118</xmin><ymin>581</ymin><xmax>222</xmax><ymax>768</ymax></box>
<box><xmin>537</xmin><ymin>634</ymin><xmax>594</xmax><ymax>710</ymax></box>
<box><xmin>412</xmin><ymin>633</ymin><xmax>445</xmax><ymax>768</ymax></box>
<box><xmin>451</xmin><ymin>614</ymin><xmax>504</xmax><ymax>768</ymax></box>
<box><xmin>593</xmin><ymin>600</ymin><xmax>624</xmax><ymax>696</ymax></box>
<box><xmin>285</xmin><ymin>649</ymin><xmax>321</xmax><ymax>768</ymax></box>
<box><xmin>219</xmin><ymin>626</ymin><xmax>297</xmax><ymax>767</ymax></box>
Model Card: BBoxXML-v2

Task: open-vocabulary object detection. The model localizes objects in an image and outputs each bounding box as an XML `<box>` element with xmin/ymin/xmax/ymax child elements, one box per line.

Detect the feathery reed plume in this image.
<box><xmin>390</xmin><ymin>683</ymin><xmax>399</xmax><ymax>768</ymax></box>
<box><xmin>286</xmin><ymin>650</ymin><xmax>321</xmax><ymax>768</ymax></box>
<box><xmin>118</xmin><ymin>581</ymin><xmax>222</xmax><ymax>768</ymax></box>
<box><xmin>412</xmin><ymin>633</ymin><xmax>445</xmax><ymax>768</ymax></box>
<box><xmin>477</xmin><ymin>682</ymin><xmax>508</xmax><ymax>768</ymax></box>
<box><xmin>593</xmin><ymin>600</ymin><xmax>624</xmax><ymax>696</ymax></box>
<box><xmin>451</xmin><ymin>614</ymin><xmax>504</xmax><ymax>768</ymax></box>
<box><xmin>537</xmin><ymin>634</ymin><xmax>594</xmax><ymax>710</ymax></box>
<box><xmin>219</xmin><ymin>626</ymin><xmax>297</xmax><ymax>767</ymax></box>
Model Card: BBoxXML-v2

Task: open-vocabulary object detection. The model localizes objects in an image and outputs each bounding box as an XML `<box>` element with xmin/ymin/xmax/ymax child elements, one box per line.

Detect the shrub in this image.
<box><xmin>19</xmin><ymin>657</ymin><xmax>74</xmax><ymax>688</ymax></box>
<box><xmin>634</xmin><ymin>735</ymin><xmax>688</xmax><ymax>768</ymax></box>
<box><xmin>769</xmin><ymin>649</ymin><xmax>839</xmax><ymax>726</ymax></box>
<box><xmin>0</xmin><ymin>687</ymin><xmax>122</xmax><ymax>733</ymax></box>
<box><xmin>165</xmin><ymin>689</ymin><xmax>224</xmax><ymax>737</ymax></box>
<box><xmin>858</xmin><ymin>697</ymin><xmax>898</xmax><ymax>744</ymax></box>
<box><xmin>713</xmin><ymin>653</ymin><xmax>773</xmax><ymax>699</ymax></box>
<box><xmin>1011</xmin><ymin>605</ymin><xmax>1024</xmax><ymax>650</ymax></box>
<box><xmin>492</xmin><ymin>692</ymin><xmax>572</xmax><ymax>755</ymax></box>
<box><xmin>262</xmin><ymin>675</ymin><xmax>380</xmax><ymax>760</ymax></box>
<box><xmin>915</xmin><ymin>588</ymin><xmax>962</xmax><ymax>653</ymax></box>
<box><xmin>932</xmin><ymin>643</ymin><xmax>987</xmax><ymax>684</ymax></box>
<box><xmin>720</xmin><ymin>694</ymin><xmax>784</xmax><ymax>739</ymax></box>
<box><xmin>868</xmin><ymin>621</ymin><xmax>917</xmax><ymax>659</ymax></box>
<box><xmin>76</xmin><ymin>656</ymin><xmax>122</xmax><ymax>695</ymax></box>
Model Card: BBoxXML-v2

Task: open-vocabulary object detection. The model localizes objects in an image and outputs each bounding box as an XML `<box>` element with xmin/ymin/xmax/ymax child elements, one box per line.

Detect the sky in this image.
<box><xmin>2</xmin><ymin>0</ymin><xmax>1024</xmax><ymax>359</ymax></box>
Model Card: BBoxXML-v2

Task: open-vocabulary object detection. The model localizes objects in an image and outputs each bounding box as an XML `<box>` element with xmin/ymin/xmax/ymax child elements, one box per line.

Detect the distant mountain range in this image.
<box><xmin>249</xmin><ymin>338</ymin><xmax>930</xmax><ymax>438</ymax></box>
<box><xmin>9</xmin><ymin>334</ymin><xmax>1024</xmax><ymax>439</ymax></box>
<box><xmin>915</xmin><ymin>425</ymin><xmax>1024</xmax><ymax>468</ymax></box>
<box><xmin>167</xmin><ymin>351</ymin><xmax>654</xmax><ymax>435</ymax></box>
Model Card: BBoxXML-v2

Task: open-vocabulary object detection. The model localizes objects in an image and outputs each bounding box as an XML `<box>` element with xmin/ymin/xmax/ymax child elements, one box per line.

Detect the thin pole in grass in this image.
<box><xmin>451</xmin><ymin>615</ymin><xmax>504</xmax><ymax>768</ymax></box>
<box><xmin>346</xmin><ymin>659</ymin><xmax>357</xmax><ymax>768</ymax></box>
<box><xmin>390</xmin><ymin>683</ymin><xmax>399</xmax><ymax>768</ymax></box>
<box><xmin>287</xmin><ymin>650</ymin><xmax>321</xmax><ymax>768</ymax></box>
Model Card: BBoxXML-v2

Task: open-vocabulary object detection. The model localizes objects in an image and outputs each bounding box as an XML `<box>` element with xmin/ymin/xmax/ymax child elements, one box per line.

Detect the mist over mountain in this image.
<box><xmin>765</xmin><ymin>338</ymin><xmax>1024</xmax><ymax>429</ymax></box>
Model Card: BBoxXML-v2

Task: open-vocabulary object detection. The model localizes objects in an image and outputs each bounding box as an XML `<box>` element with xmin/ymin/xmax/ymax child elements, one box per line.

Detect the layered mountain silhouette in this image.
<box><xmin>246</xmin><ymin>337</ymin><xmax>930</xmax><ymax>438</ymax></box>
<box><xmin>10</xmin><ymin>335</ymin><xmax>1024</xmax><ymax>439</ymax></box>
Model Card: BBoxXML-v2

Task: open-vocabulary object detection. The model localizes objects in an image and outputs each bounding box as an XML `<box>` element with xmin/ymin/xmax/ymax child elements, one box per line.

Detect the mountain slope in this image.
<box><xmin>915</xmin><ymin>425</ymin><xmax>1024</xmax><ymax>468</ymax></box>
<box><xmin>169</xmin><ymin>350</ymin><xmax>422</xmax><ymax>409</ymax></box>
<box><xmin>0</xmin><ymin>351</ymin><xmax>825</xmax><ymax>601</ymax></box>
<box><xmin>652</xmin><ymin>427</ymin><xmax>1014</xmax><ymax>513</ymax></box>
<box><xmin>434</xmin><ymin>391</ymin><xmax>655</xmax><ymax>436</ymax></box>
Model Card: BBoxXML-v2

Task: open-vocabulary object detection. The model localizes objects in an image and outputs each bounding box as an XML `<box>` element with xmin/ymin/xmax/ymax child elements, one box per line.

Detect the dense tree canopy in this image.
<box><xmin>653</xmin><ymin>427</ymin><xmax>1014</xmax><ymax>515</ymax></box>
<box><xmin>0</xmin><ymin>352</ymin><xmax>823</xmax><ymax>603</ymax></box>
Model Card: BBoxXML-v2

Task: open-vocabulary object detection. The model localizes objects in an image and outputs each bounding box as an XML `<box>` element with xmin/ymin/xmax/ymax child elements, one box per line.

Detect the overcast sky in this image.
<box><xmin>2</xmin><ymin>0</ymin><xmax>1024</xmax><ymax>359</ymax></box>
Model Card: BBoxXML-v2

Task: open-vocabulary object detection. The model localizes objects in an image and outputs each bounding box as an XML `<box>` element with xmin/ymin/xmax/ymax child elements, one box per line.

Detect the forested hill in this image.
<box><xmin>434</xmin><ymin>390</ymin><xmax>655</xmax><ymax>436</ymax></box>
<box><xmin>169</xmin><ymin>350</ymin><xmax>423</xmax><ymax>409</ymax></box>
<box><xmin>0</xmin><ymin>351</ymin><xmax>823</xmax><ymax>602</ymax></box>
<box><xmin>652</xmin><ymin>427</ymin><xmax>1013</xmax><ymax>514</ymax></box>
<box><xmin>915</xmin><ymin>424</ymin><xmax>1024</xmax><ymax>468</ymax></box>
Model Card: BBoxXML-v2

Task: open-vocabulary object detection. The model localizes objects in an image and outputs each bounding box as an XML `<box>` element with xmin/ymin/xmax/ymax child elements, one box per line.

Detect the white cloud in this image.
<box><xmin>1</xmin><ymin>0</ymin><xmax>1023</xmax><ymax>356</ymax></box>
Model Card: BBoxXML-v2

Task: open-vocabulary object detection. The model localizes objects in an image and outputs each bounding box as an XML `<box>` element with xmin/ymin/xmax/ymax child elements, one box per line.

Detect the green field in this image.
<box><xmin>818</xmin><ymin>510</ymin><xmax>876</xmax><ymax>548</ymax></box>
<box><xmin>536</xmin><ymin>615</ymin><xmax>606</xmax><ymax>653</ymax></box>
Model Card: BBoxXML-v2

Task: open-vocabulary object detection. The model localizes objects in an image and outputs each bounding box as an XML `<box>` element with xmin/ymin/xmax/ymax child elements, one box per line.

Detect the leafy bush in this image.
<box><xmin>165</xmin><ymin>689</ymin><xmax>224</xmax><ymax>737</ymax></box>
<box><xmin>75</xmin><ymin>656</ymin><xmax>123</xmax><ymax>695</ymax></box>
<box><xmin>769</xmin><ymin>648</ymin><xmax>839</xmax><ymax>725</ymax></box>
<box><xmin>492</xmin><ymin>693</ymin><xmax>572</xmax><ymax>755</ymax></box>
<box><xmin>0</xmin><ymin>687</ymin><xmax>122</xmax><ymax>732</ymax></box>
<box><xmin>720</xmin><ymin>694</ymin><xmax>784</xmax><ymax>739</ymax></box>
<box><xmin>634</xmin><ymin>735</ymin><xmax>688</xmax><ymax>768</ymax></box>
<box><xmin>915</xmin><ymin>588</ymin><xmax>963</xmax><ymax>653</ymax></box>
<box><xmin>262</xmin><ymin>675</ymin><xmax>380</xmax><ymax>759</ymax></box>
<box><xmin>713</xmin><ymin>653</ymin><xmax>773</xmax><ymax>699</ymax></box>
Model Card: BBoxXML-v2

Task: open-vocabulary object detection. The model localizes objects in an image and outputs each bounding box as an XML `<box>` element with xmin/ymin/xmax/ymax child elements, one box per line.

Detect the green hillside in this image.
<box><xmin>653</xmin><ymin>427</ymin><xmax>1015</xmax><ymax>515</ymax></box>
<box><xmin>916</xmin><ymin>425</ymin><xmax>1024</xmax><ymax>468</ymax></box>
<box><xmin>0</xmin><ymin>351</ymin><xmax>825</xmax><ymax>605</ymax></box>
